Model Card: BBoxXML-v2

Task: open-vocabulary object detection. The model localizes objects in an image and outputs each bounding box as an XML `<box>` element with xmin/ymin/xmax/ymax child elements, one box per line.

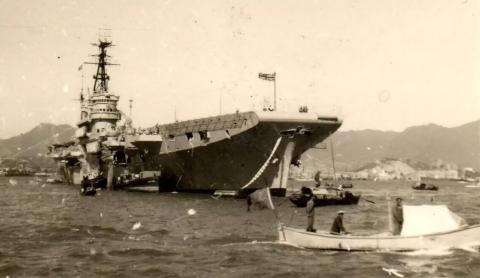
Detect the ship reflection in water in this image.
<box><xmin>1</xmin><ymin>178</ymin><xmax>479</xmax><ymax>277</ymax></box>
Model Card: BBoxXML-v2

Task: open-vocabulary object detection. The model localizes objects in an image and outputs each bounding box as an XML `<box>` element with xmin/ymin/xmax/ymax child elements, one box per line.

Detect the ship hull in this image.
<box><xmin>146</xmin><ymin>111</ymin><xmax>342</xmax><ymax>196</ymax></box>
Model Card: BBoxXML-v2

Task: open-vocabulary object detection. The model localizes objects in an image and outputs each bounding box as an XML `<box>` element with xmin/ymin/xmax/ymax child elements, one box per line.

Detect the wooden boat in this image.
<box><xmin>340</xmin><ymin>183</ymin><xmax>353</xmax><ymax>189</ymax></box>
<box><xmin>290</xmin><ymin>136</ymin><xmax>358</xmax><ymax>207</ymax></box>
<box><xmin>213</xmin><ymin>190</ymin><xmax>242</xmax><ymax>197</ymax></box>
<box><xmin>278</xmin><ymin>205</ymin><xmax>480</xmax><ymax>251</ymax></box>
<box><xmin>278</xmin><ymin>224</ymin><xmax>480</xmax><ymax>251</ymax></box>
<box><xmin>90</xmin><ymin>176</ymin><xmax>107</xmax><ymax>189</ymax></box>
<box><xmin>114</xmin><ymin>176</ymin><xmax>157</xmax><ymax>189</ymax></box>
<box><xmin>288</xmin><ymin>187</ymin><xmax>361</xmax><ymax>207</ymax></box>
<box><xmin>80</xmin><ymin>186</ymin><xmax>97</xmax><ymax>196</ymax></box>
<box><xmin>46</xmin><ymin>177</ymin><xmax>64</xmax><ymax>184</ymax></box>
<box><xmin>412</xmin><ymin>182</ymin><xmax>438</xmax><ymax>191</ymax></box>
<box><xmin>80</xmin><ymin>176</ymin><xmax>99</xmax><ymax>196</ymax></box>
<box><xmin>465</xmin><ymin>182</ymin><xmax>480</xmax><ymax>188</ymax></box>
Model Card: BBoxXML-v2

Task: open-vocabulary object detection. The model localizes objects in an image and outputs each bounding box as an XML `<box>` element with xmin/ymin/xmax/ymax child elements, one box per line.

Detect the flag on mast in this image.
<box><xmin>78</xmin><ymin>63</ymin><xmax>83</xmax><ymax>71</ymax></box>
<box><xmin>258</xmin><ymin>72</ymin><xmax>276</xmax><ymax>81</ymax></box>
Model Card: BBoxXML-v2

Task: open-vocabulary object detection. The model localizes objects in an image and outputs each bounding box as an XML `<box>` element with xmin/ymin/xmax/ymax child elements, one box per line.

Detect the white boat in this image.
<box><xmin>465</xmin><ymin>182</ymin><xmax>480</xmax><ymax>188</ymax></box>
<box><xmin>278</xmin><ymin>205</ymin><xmax>480</xmax><ymax>251</ymax></box>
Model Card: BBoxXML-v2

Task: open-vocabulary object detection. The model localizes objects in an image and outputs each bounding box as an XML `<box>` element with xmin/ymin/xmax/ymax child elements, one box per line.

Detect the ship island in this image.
<box><xmin>48</xmin><ymin>38</ymin><xmax>342</xmax><ymax>196</ymax></box>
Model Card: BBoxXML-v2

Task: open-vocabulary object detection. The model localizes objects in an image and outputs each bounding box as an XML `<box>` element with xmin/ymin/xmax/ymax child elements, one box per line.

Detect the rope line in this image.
<box><xmin>241</xmin><ymin>136</ymin><xmax>282</xmax><ymax>190</ymax></box>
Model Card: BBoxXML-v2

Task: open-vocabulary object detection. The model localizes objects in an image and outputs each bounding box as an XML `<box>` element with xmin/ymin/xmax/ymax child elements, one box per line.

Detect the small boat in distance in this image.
<box><xmin>113</xmin><ymin>171</ymin><xmax>160</xmax><ymax>190</ymax></box>
<box><xmin>465</xmin><ymin>181</ymin><xmax>480</xmax><ymax>188</ymax></box>
<box><xmin>290</xmin><ymin>129</ymin><xmax>360</xmax><ymax>207</ymax></box>
<box><xmin>412</xmin><ymin>182</ymin><xmax>438</xmax><ymax>191</ymax></box>
<box><xmin>339</xmin><ymin>182</ymin><xmax>353</xmax><ymax>189</ymax></box>
<box><xmin>278</xmin><ymin>205</ymin><xmax>480</xmax><ymax>251</ymax></box>
<box><xmin>46</xmin><ymin>175</ymin><xmax>64</xmax><ymax>184</ymax></box>
<box><xmin>80</xmin><ymin>179</ymin><xmax>97</xmax><ymax>196</ymax></box>
<box><xmin>288</xmin><ymin>186</ymin><xmax>361</xmax><ymax>207</ymax></box>
<box><xmin>81</xmin><ymin>187</ymin><xmax>97</xmax><ymax>196</ymax></box>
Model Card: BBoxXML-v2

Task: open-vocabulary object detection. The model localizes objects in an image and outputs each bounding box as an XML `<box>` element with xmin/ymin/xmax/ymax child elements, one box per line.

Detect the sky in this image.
<box><xmin>0</xmin><ymin>0</ymin><xmax>479</xmax><ymax>139</ymax></box>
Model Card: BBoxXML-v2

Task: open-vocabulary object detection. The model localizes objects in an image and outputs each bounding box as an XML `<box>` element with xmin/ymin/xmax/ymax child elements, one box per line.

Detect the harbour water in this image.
<box><xmin>1</xmin><ymin>177</ymin><xmax>479</xmax><ymax>277</ymax></box>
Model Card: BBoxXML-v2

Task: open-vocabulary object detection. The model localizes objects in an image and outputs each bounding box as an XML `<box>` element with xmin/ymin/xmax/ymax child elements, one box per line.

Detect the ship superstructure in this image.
<box><xmin>76</xmin><ymin>39</ymin><xmax>123</xmax><ymax>182</ymax></box>
<box><xmin>48</xmin><ymin>39</ymin><xmax>156</xmax><ymax>186</ymax></box>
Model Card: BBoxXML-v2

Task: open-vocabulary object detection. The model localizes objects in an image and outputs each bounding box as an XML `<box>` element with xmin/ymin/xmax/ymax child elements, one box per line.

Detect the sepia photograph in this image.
<box><xmin>0</xmin><ymin>0</ymin><xmax>479</xmax><ymax>277</ymax></box>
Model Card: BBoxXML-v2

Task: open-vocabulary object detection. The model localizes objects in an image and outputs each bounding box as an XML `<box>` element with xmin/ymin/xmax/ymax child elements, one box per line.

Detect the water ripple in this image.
<box><xmin>2</xmin><ymin>178</ymin><xmax>480</xmax><ymax>277</ymax></box>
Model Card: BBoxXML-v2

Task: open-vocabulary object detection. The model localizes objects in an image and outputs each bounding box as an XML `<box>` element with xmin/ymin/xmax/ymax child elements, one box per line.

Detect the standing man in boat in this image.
<box><xmin>392</xmin><ymin>197</ymin><xmax>404</xmax><ymax>235</ymax></box>
<box><xmin>246</xmin><ymin>194</ymin><xmax>252</xmax><ymax>212</ymax></box>
<box><xmin>306</xmin><ymin>194</ymin><xmax>316</xmax><ymax>232</ymax></box>
<box><xmin>330</xmin><ymin>211</ymin><xmax>349</xmax><ymax>234</ymax></box>
<box><xmin>314</xmin><ymin>171</ymin><xmax>321</xmax><ymax>188</ymax></box>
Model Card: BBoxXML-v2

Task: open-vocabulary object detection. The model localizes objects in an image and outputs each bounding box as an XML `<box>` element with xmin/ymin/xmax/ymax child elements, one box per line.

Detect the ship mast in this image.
<box><xmin>84</xmin><ymin>39</ymin><xmax>119</xmax><ymax>94</ymax></box>
<box><xmin>329</xmin><ymin>132</ymin><xmax>338</xmax><ymax>187</ymax></box>
<box><xmin>77</xmin><ymin>37</ymin><xmax>122</xmax><ymax>131</ymax></box>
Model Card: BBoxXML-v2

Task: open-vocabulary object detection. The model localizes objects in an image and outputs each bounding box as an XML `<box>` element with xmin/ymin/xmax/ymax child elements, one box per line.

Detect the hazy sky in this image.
<box><xmin>0</xmin><ymin>0</ymin><xmax>479</xmax><ymax>139</ymax></box>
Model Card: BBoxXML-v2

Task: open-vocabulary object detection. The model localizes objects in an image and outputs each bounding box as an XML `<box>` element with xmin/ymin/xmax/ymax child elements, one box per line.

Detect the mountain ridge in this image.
<box><xmin>0</xmin><ymin>123</ymin><xmax>75</xmax><ymax>158</ymax></box>
<box><xmin>303</xmin><ymin>119</ymin><xmax>480</xmax><ymax>172</ymax></box>
<box><xmin>1</xmin><ymin>119</ymin><xmax>478</xmax><ymax>171</ymax></box>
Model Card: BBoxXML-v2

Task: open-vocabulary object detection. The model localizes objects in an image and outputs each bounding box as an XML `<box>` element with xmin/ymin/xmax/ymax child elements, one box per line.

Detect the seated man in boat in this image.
<box><xmin>306</xmin><ymin>194</ymin><xmax>316</xmax><ymax>232</ymax></box>
<box><xmin>330</xmin><ymin>211</ymin><xmax>349</xmax><ymax>235</ymax></box>
<box><xmin>392</xmin><ymin>197</ymin><xmax>403</xmax><ymax>235</ymax></box>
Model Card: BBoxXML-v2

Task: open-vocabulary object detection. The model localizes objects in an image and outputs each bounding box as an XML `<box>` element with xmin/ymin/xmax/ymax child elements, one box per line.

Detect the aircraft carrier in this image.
<box><xmin>49</xmin><ymin>38</ymin><xmax>342</xmax><ymax>196</ymax></box>
<box><xmin>136</xmin><ymin>111</ymin><xmax>342</xmax><ymax>196</ymax></box>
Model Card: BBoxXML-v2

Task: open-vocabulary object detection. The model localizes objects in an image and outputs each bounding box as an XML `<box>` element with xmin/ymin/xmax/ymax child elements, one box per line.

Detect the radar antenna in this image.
<box><xmin>84</xmin><ymin>36</ymin><xmax>119</xmax><ymax>94</ymax></box>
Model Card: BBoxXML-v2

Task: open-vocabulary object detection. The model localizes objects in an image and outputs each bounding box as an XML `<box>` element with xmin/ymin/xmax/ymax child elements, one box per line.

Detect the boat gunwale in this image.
<box><xmin>280</xmin><ymin>223</ymin><xmax>480</xmax><ymax>240</ymax></box>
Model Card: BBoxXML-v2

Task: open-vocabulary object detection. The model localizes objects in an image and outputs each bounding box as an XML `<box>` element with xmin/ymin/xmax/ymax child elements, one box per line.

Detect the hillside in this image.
<box><xmin>1</xmin><ymin>120</ymin><xmax>479</xmax><ymax>173</ymax></box>
<box><xmin>298</xmin><ymin>120</ymin><xmax>480</xmax><ymax>174</ymax></box>
<box><xmin>0</xmin><ymin>123</ymin><xmax>75</xmax><ymax>158</ymax></box>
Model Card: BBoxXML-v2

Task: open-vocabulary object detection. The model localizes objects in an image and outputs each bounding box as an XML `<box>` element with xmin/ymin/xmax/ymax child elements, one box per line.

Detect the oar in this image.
<box><xmin>363</xmin><ymin>198</ymin><xmax>376</xmax><ymax>204</ymax></box>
